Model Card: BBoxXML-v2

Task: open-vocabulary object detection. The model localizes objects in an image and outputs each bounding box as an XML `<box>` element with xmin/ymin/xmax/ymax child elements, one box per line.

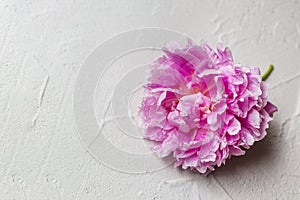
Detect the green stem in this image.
<box><xmin>262</xmin><ymin>64</ymin><xmax>274</xmax><ymax>81</ymax></box>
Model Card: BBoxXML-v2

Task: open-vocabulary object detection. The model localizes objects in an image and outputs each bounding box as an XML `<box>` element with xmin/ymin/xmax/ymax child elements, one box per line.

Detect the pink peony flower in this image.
<box><xmin>139</xmin><ymin>41</ymin><xmax>277</xmax><ymax>174</ymax></box>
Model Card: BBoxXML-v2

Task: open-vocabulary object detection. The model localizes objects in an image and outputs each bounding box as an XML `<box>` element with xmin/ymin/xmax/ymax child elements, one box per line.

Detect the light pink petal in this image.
<box><xmin>247</xmin><ymin>109</ymin><xmax>261</xmax><ymax>128</ymax></box>
<box><xmin>227</xmin><ymin>117</ymin><xmax>241</xmax><ymax>135</ymax></box>
<box><xmin>229</xmin><ymin>146</ymin><xmax>245</xmax><ymax>156</ymax></box>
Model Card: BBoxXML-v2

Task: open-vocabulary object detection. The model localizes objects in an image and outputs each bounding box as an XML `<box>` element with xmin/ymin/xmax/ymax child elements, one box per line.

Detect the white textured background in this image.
<box><xmin>1</xmin><ymin>0</ymin><xmax>300</xmax><ymax>199</ymax></box>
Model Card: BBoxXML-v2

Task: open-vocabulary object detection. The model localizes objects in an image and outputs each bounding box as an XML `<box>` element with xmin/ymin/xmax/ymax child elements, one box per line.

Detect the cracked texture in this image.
<box><xmin>0</xmin><ymin>0</ymin><xmax>300</xmax><ymax>199</ymax></box>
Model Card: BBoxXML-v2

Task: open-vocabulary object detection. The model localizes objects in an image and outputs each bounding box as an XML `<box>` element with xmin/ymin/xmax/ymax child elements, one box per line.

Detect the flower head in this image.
<box><xmin>140</xmin><ymin>41</ymin><xmax>277</xmax><ymax>174</ymax></box>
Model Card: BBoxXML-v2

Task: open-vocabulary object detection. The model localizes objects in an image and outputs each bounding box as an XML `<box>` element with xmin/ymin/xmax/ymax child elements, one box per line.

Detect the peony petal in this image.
<box><xmin>264</xmin><ymin>102</ymin><xmax>278</xmax><ymax>117</ymax></box>
<box><xmin>229</xmin><ymin>146</ymin><xmax>245</xmax><ymax>156</ymax></box>
<box><xmin>246</xmin><ymin>109</ymin><xmax>261</xmax><ymax>128</ymax></box>
<box><xmin>227</xmin><ymin>117</ymin><xmax>241</xmax><ymax>135</ymax></box>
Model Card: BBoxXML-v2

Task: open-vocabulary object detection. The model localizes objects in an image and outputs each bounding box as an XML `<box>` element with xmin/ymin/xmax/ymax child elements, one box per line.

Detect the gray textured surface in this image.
<box><xmin>1</xmin><ymin>0</ymin><xmax>300</xmax><ymax>199</ymax></box>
